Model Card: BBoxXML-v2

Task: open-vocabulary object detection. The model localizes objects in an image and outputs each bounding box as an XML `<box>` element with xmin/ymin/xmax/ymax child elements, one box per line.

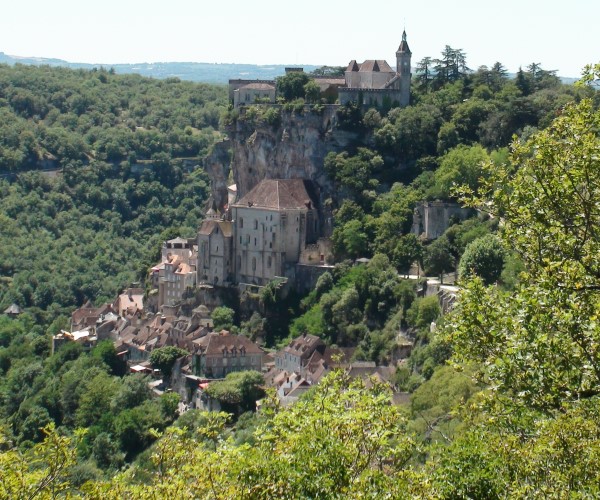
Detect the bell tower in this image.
<box><xmin>396</xmin><ymin>30</ymin><xmax>412</xmax><ymax>106</ymax></box>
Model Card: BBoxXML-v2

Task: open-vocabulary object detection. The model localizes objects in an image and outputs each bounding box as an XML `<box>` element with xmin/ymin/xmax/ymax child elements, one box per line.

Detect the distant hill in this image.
<box><xmin>0</xmin><ymin>52</ymin><xmax>579</xmax><ymax>85</ymax></box>
<box><xmin>0</xmin><ymin>52</ymin><xmax>320</xmax><ymax>84</ymax></box>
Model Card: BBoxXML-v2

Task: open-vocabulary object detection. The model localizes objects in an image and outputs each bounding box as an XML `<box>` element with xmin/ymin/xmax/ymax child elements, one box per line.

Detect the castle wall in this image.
<box><xmin>338</xmin><ymin>88</ymin><xmax>405</xmax><ymax>109</ymax></box>
<box><xmin>411</xmin><ymin>201</ymin><xmax>475</xmax><ymax>240</ymax></box>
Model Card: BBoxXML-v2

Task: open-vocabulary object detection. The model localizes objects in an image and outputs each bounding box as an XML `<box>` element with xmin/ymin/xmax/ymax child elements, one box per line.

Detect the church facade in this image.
<box><xmin>197</xmin><ymin>179</ymin><xmax>322</xmax><ymax>288</ymax></box>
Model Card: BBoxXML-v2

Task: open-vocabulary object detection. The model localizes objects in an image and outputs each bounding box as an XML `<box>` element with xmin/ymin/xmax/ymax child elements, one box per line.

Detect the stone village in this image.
<box><xmin>40</xmin><ymin>32</ymin><xmax>473</xmax><ymax>412</ymax></box>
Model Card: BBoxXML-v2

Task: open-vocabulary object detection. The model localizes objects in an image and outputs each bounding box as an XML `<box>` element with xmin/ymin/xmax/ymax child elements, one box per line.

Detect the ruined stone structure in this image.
<box><xmin>411</xmin><ymin>201</ymin><xmax>475</xmax><ymax>240</ymax></box>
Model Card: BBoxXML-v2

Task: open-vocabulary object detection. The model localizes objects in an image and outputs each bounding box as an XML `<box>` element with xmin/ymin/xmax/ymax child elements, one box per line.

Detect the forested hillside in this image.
<box><xmin>0</xmin><ymin>64</ymin><xmax>227</xmax><ymax>323</ymax></box>
<box><xmin>2</xmin><ymin>58</ymin><xmax>600</xmax><ymax>498</ymax></box>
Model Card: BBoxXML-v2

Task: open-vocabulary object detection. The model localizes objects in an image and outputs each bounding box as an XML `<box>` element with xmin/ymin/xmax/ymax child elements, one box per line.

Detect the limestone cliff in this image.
<box><xmin>203</xmin><ymin>138</ymin><xmax>232</xmax><ymax>210</ymax></box>
<box><xmin>227</xmin><ymin>105</ymin><xmax>359</xmax><ymax>206</ymax></box>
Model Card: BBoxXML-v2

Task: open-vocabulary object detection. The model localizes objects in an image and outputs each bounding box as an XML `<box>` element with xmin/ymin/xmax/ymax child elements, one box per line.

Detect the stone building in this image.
<box><xmin>191</xmin><ymin>330</ymin><xmax>264</xmax><ymax>378</ymax></box>
<box><xmin>228</xmin><ymin>32</ymin><xmax>412</xmax><ymax>109</ymax></box>
<box><xmin>231</xmin><ymin>178</ymin><xmax>320</xmax><ymax>286</ymax></box>
<box><xmin>197</xmin><ymin>207</ymin><xmax>234</xmax><ymax>286</ymax></box>
<box><xmin>411</xmin><ymin>201</ymin><xmax>475</xmax><ymax>240</ymax></box>
<box><xmin>232</xmin><ymin>82</ymin><xmax>276</xmax><ymax>108</ymax></box>
<box><xmin>151</xmin><ymin>237</ymin><xmax>197</xmax><ymax>308</ymax></box>
<box><xmin>339</xmin><ymin>31</ymin><xmax>412</xmax><ymax>108</ymax></box>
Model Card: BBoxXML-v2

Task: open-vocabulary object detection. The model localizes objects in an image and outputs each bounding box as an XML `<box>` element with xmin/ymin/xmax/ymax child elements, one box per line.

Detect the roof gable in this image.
<box><xmin>233</xmin><ymin>179</ymin><xmax>318</xmax><ymax>211</ymax></box>
<box><xmin>358</xmin><ymin>60</ymin><xmax>394</xmax><ymax>73</ymax></box>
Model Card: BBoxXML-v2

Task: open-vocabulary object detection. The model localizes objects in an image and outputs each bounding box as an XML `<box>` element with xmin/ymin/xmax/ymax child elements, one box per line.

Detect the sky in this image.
<box><xmin>1</xmin><ymin>0</ymin><xmax>597</xmax><ymax>78</ymax></box>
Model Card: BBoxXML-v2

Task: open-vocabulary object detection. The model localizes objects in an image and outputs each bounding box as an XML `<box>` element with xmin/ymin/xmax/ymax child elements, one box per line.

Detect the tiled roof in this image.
<box><xmin>346</xmin><ymin>60</ymin><xmax>359</xmax><ymax>72</ymax></box>
<box><xmin>283</xmin><ymin>333</ymin><xmax>325</xmax><ymax>359</ymax></box>
<box><xmin>193</xmin><ymin>332</ymin><xmax>264</xmax><ymax>356</ymax></box>
<box><xmin>241</xmin><ymin>83</ymin><xmax>275</xmax><ymax>91</ymax></box>
<box><xmin>358</xmin><ymin>60</ymin><xmax>394</xmax><ymax>73</ymax></box>
<box><xmin>233</xmin><ymin>179</ymin><xmax>318</xmax><ymax>211</ymax></box>
<box><xmin>199</xmin><ymin>220</ymin><xmax>233</xmax><ymax>237</ymax></box>
<box><xmin>384</xmin><ymin>74</ymin><xmax>401</xmax><ymax>88</ymax></box>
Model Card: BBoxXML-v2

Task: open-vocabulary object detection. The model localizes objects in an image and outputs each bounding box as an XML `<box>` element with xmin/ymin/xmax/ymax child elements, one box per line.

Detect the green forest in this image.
<box><xmin>1</xmin><ymin>54</ymin><xmax>600</xmax><ymax>498</ymax></box>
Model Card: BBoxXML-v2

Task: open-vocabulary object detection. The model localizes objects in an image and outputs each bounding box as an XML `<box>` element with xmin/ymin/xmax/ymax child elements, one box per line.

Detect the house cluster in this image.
<box><xmin>147</xmin><ymin>177</ymin><xmax>333</xmax><ymax>314</ymax></box>
<box><xmin>263</xmin><ymin>333</ymin><xmax>398</xmax><ymax>405</ymax></box>
<box><xmin>229</xmin><ymin>31</ymin><xmax>412</xmax><ymax>109</ymax></box>
<box><xmin>52</xmin><ymin>288</ymin><xmax>144</xmax><ymax>354</ymax></box>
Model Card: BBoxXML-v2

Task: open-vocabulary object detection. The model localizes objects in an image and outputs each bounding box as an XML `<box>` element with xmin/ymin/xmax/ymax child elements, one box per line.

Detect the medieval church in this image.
<box><xmin>153</xmin><ymin>34</ymin><xmax>414</xmax><ymax>305</ymax></box>
<box><xmin>229</xmin><ymin>31</ymin><xmax>412</xmax><ymax>109</ymax></box>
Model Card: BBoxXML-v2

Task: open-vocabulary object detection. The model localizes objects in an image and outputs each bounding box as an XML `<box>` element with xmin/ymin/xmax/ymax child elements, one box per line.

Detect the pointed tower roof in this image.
<box><xmin>397</xmin><ymin>30</ymin><xmax>411</xmax><ymax>55</ymax></box>
<box><xmin>205</xmin><ymin>196</ymin><xmax>221</xmax><ymax>220</ymax></box>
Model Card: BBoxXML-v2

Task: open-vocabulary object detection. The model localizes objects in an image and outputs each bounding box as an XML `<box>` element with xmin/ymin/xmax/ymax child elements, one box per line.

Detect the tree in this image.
<box><xmin>423</xmin><ymin>236</ymin><xmax>455</xmax><ymax>281</ymax></box>
<box><xmin>204</xmin><ymin>370</ymin><xmax>265</xmax><ymax>415</ymax></box>
<box><xmin>110</xmin><ymin>373</ymin><xmax>152</xmax><ymax>411</ymax></box>
<box><xmin>406</xmin><ymin>295</ymin><xmax>441</xmax><ymax>330</ymax></box>
<box><xmin>332</xmin><ymin>219</ymin><xmax>368</xmax><ymax>259</ymax></box>
<box><xmin>211</xmin><ymin>306</ymin><xmax>235</xmax><ymax>331</ymax></box>
<box><xmin>303</xmin><ymin>80</ymin><xmax>321</xmax><ymax>103</ymax></box>
<box><xmin>275</xmin><ymin>72</ymin><xmax>311</xmax><ymax>101</ymax></box>
<box><xmin>458</xmin><ymin>234</ymin><xmax>506</xmax><ymax>285</ymax></box>
<box><xmin>149</xmin><ymin>346</ymin><xmax>188</xmax><ymax>379</ymax></box>
<box><xmin>416</xmin><ymin>57</ymin><xmax>434</xmax><ymax>92</ymax></box>
<box><xmin>429</xmin><ymin>144</ymin><xmax>490</xmax><ymax>200</ymax></box>
<box><xmin>449</xmin><ymin>96</ymin><xmax>600</xmax><ymax>411</ymax></box>
<box><xmin>91</xmin><ymin>339</ymin><xmax>125</xmax><ymax>376</ymax></box>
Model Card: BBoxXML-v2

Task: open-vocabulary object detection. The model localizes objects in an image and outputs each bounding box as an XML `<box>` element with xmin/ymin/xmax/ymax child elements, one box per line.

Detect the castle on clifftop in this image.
<box><xmin>229</xmin><ymin>31</ymin><xmax>412</xmax><ymax>109</ymax></box>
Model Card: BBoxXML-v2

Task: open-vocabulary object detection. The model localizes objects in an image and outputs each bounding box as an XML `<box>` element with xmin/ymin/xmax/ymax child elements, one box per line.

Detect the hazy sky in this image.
<box><xmin>1</xmin><ymin>0</ymin><xmax>596</xmax><ymax>77</ymax></box>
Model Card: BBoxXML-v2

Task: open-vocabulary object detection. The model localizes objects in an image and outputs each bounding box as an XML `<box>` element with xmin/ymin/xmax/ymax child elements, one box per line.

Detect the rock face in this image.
<box><xmin>228</xmin><ymin>105</ymin><xmax>358</xmax><ymax>209</ymax></box>
<box><xmin>203</xmin><ymin>138</ymin><xmax>232</xmax><ymax>210</ymax></box>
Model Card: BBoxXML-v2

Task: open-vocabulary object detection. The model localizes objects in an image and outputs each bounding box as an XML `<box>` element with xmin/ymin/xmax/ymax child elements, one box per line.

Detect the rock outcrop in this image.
<box><xmin>228</xmin><ymin>105</ymin><xmax>358</xmax><ymax>206</ymax></box>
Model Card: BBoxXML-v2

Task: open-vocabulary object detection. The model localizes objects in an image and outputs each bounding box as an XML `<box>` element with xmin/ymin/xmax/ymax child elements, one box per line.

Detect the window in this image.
<box><xmin>246</xmin><ymin>235</ymin><xmax>250</xmax><ymax>243</ymax></box>
<box><xmin>267</xmin><ymin>256</ymin><xmax>272</xmax><ymax>268</ymax></box>
<box><xmin>254</xmin><ymin>220</ymin><xmax>258</xmax><ymax>229</ymax></box>
<box><xmin>240</xmin><ymin>218</ymin><xmax>244</xmax><ymax>228</ymax></box>
<box><xmin>252</xmin><ymin>257</ymin><xmax>256</xmax><ymax>272</ymax></box>
<box><xmin>240</xmin><ymin>236</ymin><xmax>242</xmax><ymax>244</ymax></box>
<box><xmin>254</xmin><ymin>237</ymin><xmax>257</xmax><ymax>246</ymax></box>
